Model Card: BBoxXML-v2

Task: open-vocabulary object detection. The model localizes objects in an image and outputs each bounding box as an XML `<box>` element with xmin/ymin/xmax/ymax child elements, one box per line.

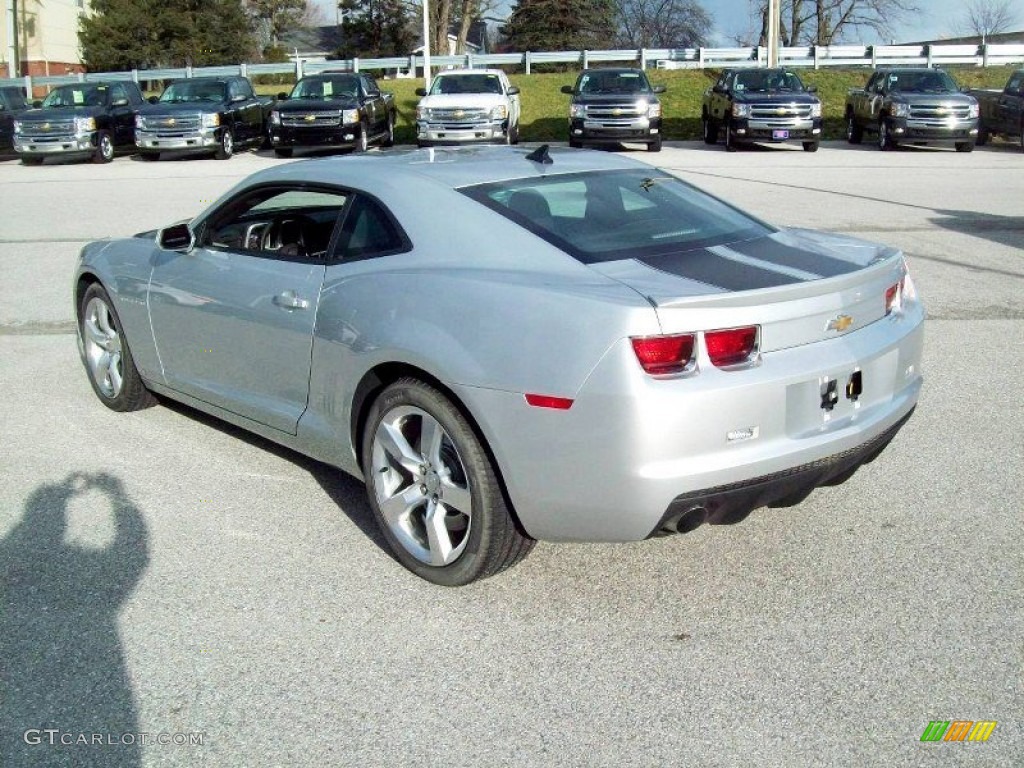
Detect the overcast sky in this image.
<box><xmin>312</xmin><ymin>0</ymin><xmax>1004</xmax><ymax>46</ymax></box>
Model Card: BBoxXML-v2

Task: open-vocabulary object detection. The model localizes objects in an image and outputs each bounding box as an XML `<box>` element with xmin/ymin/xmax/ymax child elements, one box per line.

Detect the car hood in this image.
<box><xmin>139</xmin><ymin>101</ymin><xmax>227</xmax><ymax>115</ymax></box>
<box><xmin>18</xmin><ymin>106</ymin><xmax>105</xmax><ymax>121</ymax></box>
<box><xmin>276</xmin><ymin>97</ymin><xmax>358</xmax><ymax>112</ymax></box>
<box><xmin>572</xmin><ymin>93</ymin><xmax>660</xmax><ymax>105</ymax></box>
<box><xmin>588</xmin><ymin>228</ymin><xmax>896</xmax><ymax>299</ymax></box>
<box><xmin>887</xmin><ymin>91</ymin><xmax>976</xmax><ymax>103</ymax></box>
<box><xmin>731</xmin><ymin>92</ymin><xmax>820</xmax><ymax>104</ymax></box>
<box><xmin>419</xmin><ymin>93</ymin><xmax>509</xmax><ymax>109</ymax></box>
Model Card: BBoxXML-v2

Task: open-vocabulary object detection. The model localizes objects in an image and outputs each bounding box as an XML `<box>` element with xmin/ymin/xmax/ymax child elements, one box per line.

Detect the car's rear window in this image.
<box><xmin>460</xmin><ymin>170</ymin><xmax>772</xmax><ymax>264</ymax></box>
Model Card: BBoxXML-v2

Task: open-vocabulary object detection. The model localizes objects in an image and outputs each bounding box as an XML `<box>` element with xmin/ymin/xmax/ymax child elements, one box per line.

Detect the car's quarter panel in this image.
<box><xmin>147</xmin><ymin>247</ymin><xmax>325</xmax><ymax>434</ymax></box>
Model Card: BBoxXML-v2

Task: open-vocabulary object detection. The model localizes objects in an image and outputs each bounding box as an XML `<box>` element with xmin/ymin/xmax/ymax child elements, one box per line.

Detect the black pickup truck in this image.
<box><xmin>135</xmin><ymin>76</ymin><xmax>273</xmax><ymax>160</ymax></box>
<box><xmin>13</xmin><ymin>81</ymin><xmax>145</xmax><ymax>164</ymax></box>
<box><xmin>970</xmin><ymin>69</ymin><xmax>1024</xmax><ymax>150</ymax></box>
<box><xmin>560</xmin><ymin>68</ymin><xmax>665</xmax><ymax>152</ymax></box>
<box><xmin>267</xmin><ymin>72</ymin><xmax>396</xmax><ymax>157</ymax></box>
<box><xmin>0</xmin><ymin>85</ymin><xmax>29</xmax><ymax>155</ymax></box>
<box><xmin>702</xmin><ymin>68</ymin><xmax>823</xmax><ymax>152</ymax></box>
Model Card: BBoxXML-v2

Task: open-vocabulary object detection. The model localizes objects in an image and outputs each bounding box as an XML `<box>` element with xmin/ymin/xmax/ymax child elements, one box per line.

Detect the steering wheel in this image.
<box><xmin>262</xmin><ymin>215</ymin><xmax>315</xmax><ymax>257</ymax></box>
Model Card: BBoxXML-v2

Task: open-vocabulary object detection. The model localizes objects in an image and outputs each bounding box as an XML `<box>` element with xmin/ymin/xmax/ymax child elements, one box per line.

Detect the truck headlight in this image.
<box><xmin>570</xmin><ymin>104</ymin><xmax>585</xmax><ymax>119</ymax></box>
<box><xmin>968</xmin><ymin>103</ymin><xmax>979</xmax><ymax>119</ymax></box>
<box><xmin>416</xmin><ymin>106</ymin><xmax>426</xmax><ymax>120</ymax></box>
<box><xmin>269</xmin><ymin>111</ymin><xmax>280</xmax><ymax>126</ymax></box>
<box><xmin>135</xmin><ymin>114</ymin><xmax>144</xmax><ymax>129</ymax></box>
<box><xmin>491</xmin><ymin>104</ymin><xmax>508</xmax><ymax>120</ymax></box>
<box><xmin>201</xmin><ymin>113</ymin><xmax>220</xmax><ymax>128</ymax></box>
<box><xmin>342</xmin><ymin>109</ymin><xmax>359</xmax><ymax>125</ymax></box>
<box><xmin>889</xmin><ymin>102</ymin><xmax>910</xmax><ymax>118</ymax></box>
<box><xmin>13</xmin><ymin>120</ymin><xmax>22</xmax><ymax>134</ymax></box>
<box><xmin>732</xmin><ymin>103</ymin><xmax>751</xmax><ymax>118</ymax></box>
<box><xmin>74</xmin><ymin>116</ymin><xmax>97</xmax><ymax>134</ymax></box>
<box><xmin>810</xmin><ymin>103</ymin><xmax>822</xmax><ymax>118</ymax></box>
<box><xmin>643</xmin><ymin>101</ymin><xmax>661</xmax><ymax>119</ymax></box>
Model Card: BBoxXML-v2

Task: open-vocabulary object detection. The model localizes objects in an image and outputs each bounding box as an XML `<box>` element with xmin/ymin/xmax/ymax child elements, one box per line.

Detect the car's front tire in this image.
<box><xmin>274</xmin><ymin>147</ymin><xmax>293</xmax><ymax>158</ymax></box>
<box><xmin>362</xmin><ymin>378</ymin><xmax>534</xmax><ymax>586</ymax></box>
<box><xmin>93</xmin><ymin>130</ymin><xmax>114</xmax><ymax>163</ymax></box>
<box><xmin>648</xmin><ymin>135</ymin><xmax>662</xmax><ymax>152</ymax></box>
<box><xmin>725</xmin><ymin>122</ymin><xmax>737</xmax><ymax>152</ymax></box>
<box><xmin>846</xmin><ymin>113</ymin><xmax>863</xmax><ymax>144</ymax></box>
<box><xmin>215</xmin><ymin>128</ymin><xmax>234</xmax><ymax>160</ymax></box>
<box><xmin>878</xmin><ymin>119</ymin><xmax>897</xmax><ymax>150</ymax></box>
<box><xmin>79</xmin><ymin>283</ymin><xmax>155</xmax><ymax>412</ymax></box>
<box><xmin>802</xmin><ymin>141</ymin><xmax>819</xmax><ymax>152</ymax></box>
<box><xmin>383</xmin><ymin>113</ymin><xmax>395</xmax><ymax>147</ymax></box>
<box><xmin>955</xmin><ymin>141</ymin><xmax>974</xmax><ymax>153</ymax></box>
<box><xmin>702</xmin><ymin>115</ymin><xmax>718</xmax><ymax>145</ymax></box>
<box><xmin>355</xmin><ymin>122</ymin><xmax>368</xmax><ymax>153</ymax></box>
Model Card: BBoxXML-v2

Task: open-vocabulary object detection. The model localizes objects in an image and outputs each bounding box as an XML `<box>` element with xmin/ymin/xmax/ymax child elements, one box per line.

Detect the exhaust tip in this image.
<box><xmin>664</xmin><ymin>505</ymin><xmax>707</xmax><ymax>535</ymax></box>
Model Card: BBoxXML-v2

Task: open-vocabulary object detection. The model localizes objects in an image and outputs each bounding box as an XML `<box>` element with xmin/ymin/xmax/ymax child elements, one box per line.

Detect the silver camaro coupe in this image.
<box><xmin>75</xmin><ymin>145</ymin><xmax>924</xmax><ymax>585</ymax></box>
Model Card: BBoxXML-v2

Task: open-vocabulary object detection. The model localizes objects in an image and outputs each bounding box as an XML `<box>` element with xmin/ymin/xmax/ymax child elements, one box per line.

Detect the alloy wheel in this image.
<box><xmin>83</xmin><ymin>296</ymin><xmax>124</xmax><ymax>398</ymax></box>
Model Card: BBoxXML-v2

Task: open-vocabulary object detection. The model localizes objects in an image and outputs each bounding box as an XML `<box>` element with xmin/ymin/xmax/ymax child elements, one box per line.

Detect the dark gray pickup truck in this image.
<box><xmin>560</xmin><ymin>68</ymin><xmax>665</xmax><ymax>152</ymax></box>
<box><xmin>845</xmin><ymin>68</ymin><xmax>979</xmax><ymax>152</ymax></box>
<box><xmin>0</xmin><ymin>85</ymin><xmax>29</xmax><ymax>155</ymax></box>
<box><xmin>14</xmin><ymin>81</ymin><xmax>145</xmax><ymax>164</ymax></box>
<box><xmin>970</xmin><ymin>70</ymin><xmax>1024</xmax><ymax>150</ymax></box>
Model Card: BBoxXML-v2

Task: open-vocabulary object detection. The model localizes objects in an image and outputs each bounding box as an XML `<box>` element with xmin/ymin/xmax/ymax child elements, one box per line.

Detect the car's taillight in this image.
<box><xmin>885</xmin><ymin>281</ymin><xmax>901</xmax><ymax>315</ymax></box>
<box><xmin>705</xmin><ymin>326</ymin><xmax>759</xmax><ymax>367</ymax></box>
<box><xmin>631</xmin><ymin>334</ymin><xmax>695</xmax><ymax>375</ymax></box>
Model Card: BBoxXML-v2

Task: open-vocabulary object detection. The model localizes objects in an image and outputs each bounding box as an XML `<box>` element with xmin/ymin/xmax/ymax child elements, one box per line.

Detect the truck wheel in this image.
<box><xmin>725</xmin><ymin>123</ymin><xmax>737</xmax><ymax>152</ymax></box>
<box><xmin>878</xmin><ymin>120</ymin><xmax>897</xmax><ymax>150</ymax></box>
<box><xmin>702</xmin><ymin>116</ymin><xmax>718</xmax><ymax>145</ymax></box>
<box><xmin>509</xmin><ymin>122</ymin><xmax>520</xmax><ymax>145</ymax></box>
<box><xmin>648</xmin><ymin>135</ymin><xmax>662</xmax><ymax>152</ymax></box>
<box><xmin>20</xmin><ymin>156</ymin><xmax>43</xmax><ymax>166</ymax></box>
<box><xmin>975</xmin><ymin>126</ymin><xmax>989</xmax><ymax>146</ymax></box>
<box><xmin>846</xmin><ymin>114</ymin><xmax>863</xmax><ymax>144</ymax></box>
<box><xmin>93</xmin><ymin>130</ymin><xmax>115</xmax><ymax>164</ymax></box>
<box><xmin>355</xmin><ymin>122</ymin><xmax>368</xmax><ymax>153</ymax></box>
<box><xmin>569</xmin><ymin>138</ymin><xmax>582</xmax><ymax>149</ymax></box>
<box><xmin>215</xmin><ymin>128</ymin><xmax>234</xmax><ymax>160</ymax></box>
<box><xmin>274</xmin><ymin>148</ymin><xmax>293</xmax><ymax>158</ymax></box>
<box><xmin>802</xmin><ymin>141</ymin><xmax>819</xmax><ymax>152</ymax></box>
<box><xmin>955</xmin><ymin>141</ymin><xmax>974</xmax><ymax>153</ymax></box>
<box><xmin>383</xmin><ymin>113</ymin><xmax>395</xmax><ymax>147</ymax></box>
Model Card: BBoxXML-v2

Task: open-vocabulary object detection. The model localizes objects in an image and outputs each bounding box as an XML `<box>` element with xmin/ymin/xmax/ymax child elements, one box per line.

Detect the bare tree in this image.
<box><xmin>956</xmin><ymin>0</ymin><xmax>1021</xmax><ymax>41</ymax></box>
<box><xmin>616</xmin><ymin>0</ymin><xmax>713</xmax><ymax>48</ymax></box>
<box><xmin>752</xmin><ymin>0</ymin><xmax>920</xmax><ymax>46</ymax></box>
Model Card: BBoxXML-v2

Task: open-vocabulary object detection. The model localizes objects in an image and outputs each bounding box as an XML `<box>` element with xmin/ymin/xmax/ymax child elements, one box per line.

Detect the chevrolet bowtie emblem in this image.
<box><xmin>304</xmin><ymin>114</ymin><xmax>316</xmax><ymax>121</ymax></box>
<box><xmin>612</xmin><ymin>108</ymin><xmax>623</xmax><ymax>115</ymax></box>
<box><xmin>827</xmin><ymin>314</ymin><xmax>854</xmax><ymax>332</ymax></box>
<box><xmin>453</xmin><ymin>109</ymin><xmax>465</xmax><ymax>118</ymax></box>
<box><xmin>165</xmin><ymin>118</ymin><xmax>175</xmax><ymax>126</ymax></box>
<box><xmin>42</xmin><ymin>122</ymin><xmax>51</xmax><ymax>130</ymax></box>
<box><xmin>776</xmin><ymin>107</ymin><xmax>787</xmax><ymax>115</ymax></box>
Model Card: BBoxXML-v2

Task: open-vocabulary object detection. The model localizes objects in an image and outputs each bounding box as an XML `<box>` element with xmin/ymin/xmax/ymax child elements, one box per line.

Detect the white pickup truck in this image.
<box><xmin>415</xmin><ymin>69</ymin><xmax>521</xmax><ymax>147</ymax></box>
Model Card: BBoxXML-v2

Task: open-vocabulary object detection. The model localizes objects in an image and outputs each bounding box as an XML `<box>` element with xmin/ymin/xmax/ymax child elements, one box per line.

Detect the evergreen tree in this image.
<box><xmin>80</xmin><ymin>0</ymin><xmax>256</xmax><ymax>71</ymax></box>
<box><xmin>337</xmin><ymin>0</ymin><xmax>416</xmax><ymax>58</ymax></box>
<box><xmin>503</xmin><ymin>0</ymin><xmax>618</xmax><ymax>51</ymax></box>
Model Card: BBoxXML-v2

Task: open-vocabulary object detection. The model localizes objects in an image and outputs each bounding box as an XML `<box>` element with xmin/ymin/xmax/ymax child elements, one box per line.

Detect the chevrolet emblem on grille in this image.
<box><xmin>165</xmin><ymin>118</ymin><xmax>175</xmax><ymax>127</ymax></box>
<box><xmin>827</xmin><ymin>314</ymin><xmax>854</xmax><ymax>332</ymax></box>
<box><xmin>775</xmin><ymin>107</ymin><xmax>787</xmax><ymax>115</ymax></box>
<box><xmin>305</xmin><ymin>114</ymin><xmax>316</xmax><ymax>122</ymax></box>
<box><xmin>453</xmin><ymin>110</ymin><xmax>465</xmax><ymax>118</ymax></box>
<box><xmin>42</xmin><ymin>123</ymin><xmax>51</xmax><ymax>131</ymax></box>
<box><xmin>612</xmin><ymin>108</ymin><xmax>623</xmax><ymax>116</ymax></box>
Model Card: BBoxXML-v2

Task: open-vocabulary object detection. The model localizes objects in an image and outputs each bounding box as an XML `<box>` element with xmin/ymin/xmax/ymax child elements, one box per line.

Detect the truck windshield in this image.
<box><xmin>429</xmin><ymin>74</ymin><xmax>503</xmax><ymax>95</ymax></box>
<box><xmin>41</xmin><ymin>85</ymin><xmax>108</xmax><ymax>108</ymax></box>
<box><xmin>291</xmin><ymin>76</ymin><xmax>359</xmax><ymax>100</ymax></box>
<box><xmin>578</xmin><ymin>72</ymin><xmax>651</xmax><ymax>95</ymax></box>
<box><xmin>160</xmin><ymin>81</ymin><xmax>227</xmax><ymax>103</ymax></box>
<box><xmin>461</xmin><ymin>170</ymin><xmax>771</xmax><ymax>264</ymax></box>
<box><xmin>885</xmin><ymin>71</ymin><xmax>958</xmax><ymax>93</ymax></box>
<box><xmin>734</xmin><ymin>70</ymin><xmax>805</xmax><ymax>93</ymax></box>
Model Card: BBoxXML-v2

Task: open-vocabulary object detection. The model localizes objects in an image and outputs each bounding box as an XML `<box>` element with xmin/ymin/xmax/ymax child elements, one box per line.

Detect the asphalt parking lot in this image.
<box><xmin>1</xmin><ymin>141</ymin><xmax>1021</xmax><ymax>767</ymax></box>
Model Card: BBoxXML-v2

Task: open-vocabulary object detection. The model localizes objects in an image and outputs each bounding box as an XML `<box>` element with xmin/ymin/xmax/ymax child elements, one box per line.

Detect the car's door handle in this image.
<box><xmin>272</xmin><ymin>290</ymin><xmax>309</xmax><ymax>310</ymax></box>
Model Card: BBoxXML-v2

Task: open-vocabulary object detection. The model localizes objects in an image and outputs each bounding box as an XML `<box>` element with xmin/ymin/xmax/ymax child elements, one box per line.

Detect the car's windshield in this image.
<box><xmin>462</xmin><ymin>170</ymin><xmax>772</xmax><ymax>264</ymax></box>
<box><xmin>429</xmin><ymin>74</ymin><xmax>504</xmax><ymax>95</ymax></box>
<box><xmin>42</xmin><ymin>85</ymin><xmax>108</xmax><ymax>108</ymax></box>
<box><xmin>733</xmin><ymin>70</ymin><xmax>805</xmax><ymax>93</ymax></box>
<box><xmin>885</xmin><ymin>71</ymin><xmax>958</xmax><ymax>93</ymax></box>
<box><xmin>578</xmin><ymin>72</ymin><xmax>651</xmax><ymax>95</ymax></box>
<box><xmin>290</xmin><ymin>76</ymin><xmax>359</xmax><ymax>100</ymax></box>
<box><xmin>159</xmin><ymin>81</ymin><xmax>227</xmax><ymax>103</ymax></box>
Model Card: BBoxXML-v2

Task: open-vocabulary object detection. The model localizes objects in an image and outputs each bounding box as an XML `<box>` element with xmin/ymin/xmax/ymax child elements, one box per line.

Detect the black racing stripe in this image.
<box><xmin>637</xmin><ymin>249</ymin><xmax>802</xmax><ymax>291</ymax></box>
<box><xmin>729</xmin><ymin>236</ymin><xmax>861</xmax><ymax>278</ymax></box>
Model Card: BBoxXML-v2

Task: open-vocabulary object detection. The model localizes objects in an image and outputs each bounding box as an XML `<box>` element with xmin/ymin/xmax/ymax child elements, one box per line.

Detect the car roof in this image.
<box><xmin>240</xmin><ymin>146</ymin><xmax>647</xmax><ymax>195</ymax></box>
<box><xmin>434</xmin><ymin>69</ymin><xmax>505</xmax><ymax>77</ymax></box>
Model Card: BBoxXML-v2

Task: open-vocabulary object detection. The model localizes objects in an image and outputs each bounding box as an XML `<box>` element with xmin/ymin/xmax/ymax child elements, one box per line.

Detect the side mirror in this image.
<box><xmin>147</xmin><ymin>95</ymin><xmax>159</xmax><ymax>104</ymax></box>
<box><xmin>32</xmin><ymin>99</ymin><xmax>43</xmax><ymax>108</ymax></box>
<box><xmin>231</xmin><ymin>94</ymin><xmax>246</xmax><ymax>102</ymax></box>
<box><xmin>651</xmin><ymin>85</ymin><xmax>666</xmax><ymax>94</ymax></box>
<box><xmin>112</xmin><ymin>97</ymin><xmax>129</xmax><ymax>107</ymax></box>
<box><xmin>507</xmin><ymin>86</ymin><xmax>520</xmax><ymax>95</ymax></box>
<box><xmin>158</xmin><ymin>223</ymin><xmax>194</xmax><ymax>253</ymax></box>
<box><xmin>560</xmin><ymin>85</ymin><xmax>574</xmax><ymax>95</ymax></box>
<box><xmin>806</xmin><ymin>85</ymin><xmax>818</xmax><ymax>93</ymax></box>
<box><xmin>277</xmin><ymin>92</ymin><xmax>288</xmax><ymax>101</ymax></box>
<box><xmin>415</xmin><ymin>87</ymin><xmax>427</xmax><ymax>97</ymax></box>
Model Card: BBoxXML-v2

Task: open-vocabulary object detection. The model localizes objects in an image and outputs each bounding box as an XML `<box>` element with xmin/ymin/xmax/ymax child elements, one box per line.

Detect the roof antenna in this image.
<box><xmin>525</xmin><ymin>144</ymin><xmax>553</xmax><ymax>165</ymax></box>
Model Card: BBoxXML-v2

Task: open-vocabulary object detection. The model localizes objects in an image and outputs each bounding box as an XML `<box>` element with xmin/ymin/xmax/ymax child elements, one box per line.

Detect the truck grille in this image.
<box><xmin>908</xmin><ymin>103</ymin><xmax>971</xmax><ymax>122</ymax></box>
<box><xmin>750</xmin><ymin>103</ymin><xmax>813</xmax><ymax>120</ymax></box>
<box><xmin>425</xmin><ymin>107</ymin><xmax>490</xmax><ymax>125</ymax></box>
<box><xmin>281</xmin><ymin>110</ymin><xmax>342</xmax><ymax>127</ymax></box>
<box><xmin>585</xmin><ymin>103</ymin><xmax>645</xmax><ymax>120</ymax></box>
<box><xmin>138</xmin><ymin>113</ymin><xmax>202</xmax><ymax>136</ymax></box>
<box><xmin>19</xmin><ymin>119</ymin><xmax>74</xmax><ymax>139</ymax></box>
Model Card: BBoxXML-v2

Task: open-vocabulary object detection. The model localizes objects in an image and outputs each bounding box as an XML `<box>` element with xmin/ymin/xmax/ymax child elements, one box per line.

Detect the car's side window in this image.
<box><xmin>335</xmin><ymin>195</ymin><xmax>410</xmax><ymax>262</ymax></box>
<box><xmin>203</xmin><ymin>187</ymin><xmax>349</xmax><ymax>262</ymax></box>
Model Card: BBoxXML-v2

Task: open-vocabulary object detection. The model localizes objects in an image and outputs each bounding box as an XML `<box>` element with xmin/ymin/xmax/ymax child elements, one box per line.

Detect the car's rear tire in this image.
<box><xmin>802</xmin><ymin>141</ymin><xmax>819</xmax><ymax>152</ymax></box>
<box><xmin>955</xmin><ymin>141</ymin><xmax>974</xmax><ymax>153</ymax></box>
<box><xmin>362</xmin><ymin>378</ymin><xmax>534</xmax><ymax>586</ymax></box>
<box><xmin>648</xmin><ymin>135</ymin><xmax>662</xmax><ymax>152</ymax></box>
<box><xmin>702</xmin><ymin>115</ymin><xmax>718</xmax><ymax>145</ymax></box>
<box><xmin>274</xmin><ymin>147</ymin><xmax>293</xmax><ymax>158</ymax></box>
<box><xmin>93</xmin><ymin>130</ymin><xmax>114</xmax><ymax>163</ymax></box>
<box><xmin>215</xmin><ymin>128</ymin><xmax>234</xmax><ymax>160</ymax></box>
<box><xmin>78</xmin><ymin>283</ymin><xmax>155</xmax><ymax>412</ymax></box>
<box><xmin>846</xmin><ymin>114</ymin><xmax>863</xmax><ymax>144</ymax></box>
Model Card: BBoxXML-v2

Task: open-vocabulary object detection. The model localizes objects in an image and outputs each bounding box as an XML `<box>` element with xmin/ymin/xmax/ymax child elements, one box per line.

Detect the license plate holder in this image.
<box><xmin>772</xmin><ymin>129</ymin><xmax>790</xmax><ymax>140</ymax></box>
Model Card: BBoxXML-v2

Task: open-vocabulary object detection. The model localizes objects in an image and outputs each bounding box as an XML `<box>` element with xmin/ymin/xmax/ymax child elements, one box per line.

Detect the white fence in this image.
<box><xmin>2</xmin><ymin>43</ymin><xmax>1023</xmax><ymax>92</ymax></box>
